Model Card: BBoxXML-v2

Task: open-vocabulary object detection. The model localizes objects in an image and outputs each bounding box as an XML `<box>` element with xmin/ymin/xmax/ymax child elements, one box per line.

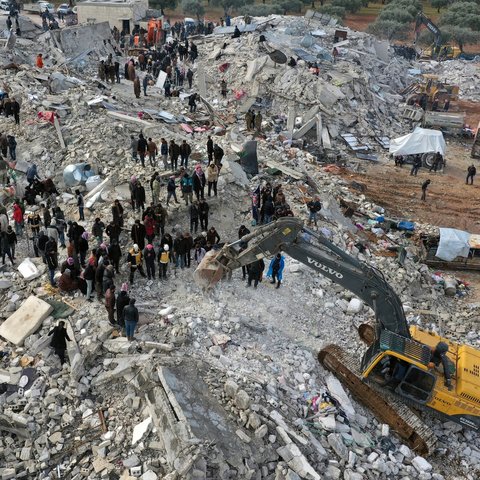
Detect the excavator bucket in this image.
<box><xmin>193</xmin><ymin>250</ymin><xmax>226</xmax><ymax>289</ymax></box>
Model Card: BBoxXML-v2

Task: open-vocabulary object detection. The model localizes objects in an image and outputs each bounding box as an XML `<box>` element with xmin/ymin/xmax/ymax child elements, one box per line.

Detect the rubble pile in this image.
<box><xmin>425</xmin><ymin>60</ymin><xmax>480</xmax><ymax>102</ymax></box>
<box><xmin>0</xmin><ymin>12</ymin><xmax>479</xmax><ymax>480</ymax></box>
<box><xmin>196</xmin><ymin>15</ymin><xmax>412</xmax><ymax>147</ymax></box>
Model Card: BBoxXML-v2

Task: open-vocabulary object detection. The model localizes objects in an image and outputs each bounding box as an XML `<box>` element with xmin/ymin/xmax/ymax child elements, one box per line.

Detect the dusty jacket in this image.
<box><xmin>206</xmin><ymin>164</ymin><xmax>219</xmax><ymax>182</ymax></box>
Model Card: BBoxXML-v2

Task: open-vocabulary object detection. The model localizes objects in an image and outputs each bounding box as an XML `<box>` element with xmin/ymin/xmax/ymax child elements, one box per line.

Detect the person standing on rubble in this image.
<box><xmin>169</xmin><ymin>140</ymin><xmax>180</xmax><ymax>171</ymax></box>
<box><xmin>112</xmin><ymin>199</ymin><xmax>124</xmax><ymax>228</ymax></box>
<box><xmin>137</xmin><ymin>134</ymin><xmax>148</xmax><ymax>168</ymax></box>
<box><xmin>133</xmin><ymin>76</ymin><xmax>141</xmax><ymax>99</ymax></box>
<box><xmin>466</xmin><ymin>164</ymin><xmax>477</xmax><ymax>185</ymax></box>
<box><xmin>245</xmin><ymin>110</ymin><xmax>253</xmax><ymax>131</ymax></box>
<box><xmin>254</xmin><ymin>111</ymin><xmax>262</xmax><ymax>133</ymax></box>
<box><xmin>186</xmin><ymin>68</ymin><xmax>194</xmax><ymax>89</ymax></box>
<box><xmin>206</xmin><ymin>135</ymin><xmax>214</xmax><ymax>163</ymax></box>
<box><xmin>220</xmin><ymin>79</ymin><xmax>227</xmax><ymax>98</ymax></box>
<box><xmin>83</xmin><ymin>257</ymin><xmax>96</xmax><ymax>301</ymax></box>
<box><xmin>75</xmin><ymin>189</ymin><xmax>85</xmax><ymax>221</ymax></box>
<box><xmin>129</xmin><ymin>176</ymin><xmax>138</xmax><ymax>210</ymax></box>
<box><xmin>188</xmin><ymin>93</ymin><xmax>197</xmax><ymax>113</ymax></box>
<box><xmin>247</xmin><ymin>258</ymin><xmax>265</xmax><ymax>289</ymax></box>
<box><xmin>198</xmin><ymin>198</ymin><xmax>209</xmax><ymax>230</ymax></box>
<box><xmin>206</xmin><ymin>163</ymin><xmax>219</xmax><ymax>197</ymax></box>
<box><xmin>127</xmin><ymin>244</ymin><xmax>146</xmax><ymax>284</ymax></box>
<box><xmin>421</xmin><ymin>179</ymin><xmax>431</xmax><ymax>201</ymax></box>
<box><xmin>143</xmin><ymin>74</ymin><xmax>152</xmax><ymax>96</ymax></box>
<box><xmin>181</xmin><ymin>171</ymin><xmax>194</xmax><ymax>205</ymax></box>
<box><xmin>267</xmin><ymin>253</ymin><xmax>285</xmax><ymax>289</ymax></box>
<box><xmin>307</xmin><ymin>196</ymin><xmax>322</xmax><ymax>226</ymax></box>
<box><xmin>124</xmin><ymin>298</ymin><xmax>139</xmax><ymax>341</ymax></box>
<box><xmin>116</xmin><ymin>283</ymin><xmax>130</xmax><ymax>329</ymax></box>
<box><xmin>192</xmin><ymin>164</ymin><xmax>206</xmax><ymax>200</ymax></box>
<box><xmin>179</xmin><ymin>140</ymin><xmax>191</xmax><ymax>169</ymax></box>
<box><xmin>98</xmin><ymin>60</ymin><xmax>106</xmax><ymax>82</ymax></box>
<box><xmin>11</xmin><ymin>97</ymin><xmax>20</xmax><ymax>125</ymax></box>
<box><xmin>48</xmin><ymin>321</ymin><xmax>71</xmax><ymax>365</ymax></box>
<box><xmin>147</xmin><ymin>138</ymin><xmax>158</xmax><ymax>167</ymax></box>
<box><xmin>105</xmin><ymin>283</ymin><xmax>116</xmax><ymax>325</ymax></box>
<box><xmin>131</xmin><ymin>219</ymin><xmax>146</xmax><ymax>250</ymax></box>
<box><xmin>130</xmin><ymin>135</ymin><xmax>138</xmax><ymax>163</ymax></box>
<box><xmin>144</xmin><ymin>243</ymin><xmax>156</xmax><ymax>279</ymax></box>
<box><xmin>160</xmin><ymin>138</ymin><xmax>169</xmax><ymax>170</ymax></box>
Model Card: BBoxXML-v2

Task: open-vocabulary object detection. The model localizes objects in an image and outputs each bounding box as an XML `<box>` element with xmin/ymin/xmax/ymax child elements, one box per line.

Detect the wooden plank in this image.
<box><xmin>316</xmin><ymin>114</ymin><xmax>322</xmax><ymax>147</ymax></box>
<box><xmin>53</xmin><ymin>116</ymin><xmax>66</xmax><ymax>149</ymax></box>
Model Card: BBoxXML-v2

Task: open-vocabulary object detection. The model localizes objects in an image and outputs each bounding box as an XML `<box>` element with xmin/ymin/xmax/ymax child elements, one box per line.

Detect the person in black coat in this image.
<box><xmin>134</xmin><ymin>182</ymin><xmax>146</xmax><ymax>212</ymax></box>
<box><xmin>112</xmin><ymin>200</ymin><xmax>124</xmax><ymax>227</ymax></box>
<box><xmin>48</xmin><ymin>321</ymin><xmax>71</xmax><ymax>365</ymax></box>
<box><xmin>206</xmin><ymin>135</ymin><xmax>213</xmax><ymax>162</ymax></box>
<box><xmin>238</xmin><ymin>225</ymin><xmax>250</xmax><ymax>279</ymax></box>
<box><xmin>106</xmin><ymin>221</ymin><xmax>121</xmax><ymax>244</ymax></box>
<box><xmin>116</xmin><ymin>287</ymin><xmax>130</xmax><ymax>328</ymax></box>
<box><xmin>109</xmin><ymin>241</ymin><xmax>122</xmax><ymax>274</ymax></box>
<box><xmin>247</xmin><ymin>258</ymin><xmax>265</xmax><ymax>288</ymax></box>
<box><xmin>131</xmin><ymin>220</ymin><xmax>146</xmax><ymax>250</ymax></box>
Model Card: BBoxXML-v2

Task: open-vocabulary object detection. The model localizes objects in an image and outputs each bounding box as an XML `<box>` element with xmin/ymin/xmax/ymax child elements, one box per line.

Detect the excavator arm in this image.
<box><xmin>415</xmin><ymin>12</ymin><xmax>441</xmax><ymax>47</ymax></box>
<box><xmin>195</xmin><ymin>217</ymin><xmax>410</xmax><ymax>338</ymax></box>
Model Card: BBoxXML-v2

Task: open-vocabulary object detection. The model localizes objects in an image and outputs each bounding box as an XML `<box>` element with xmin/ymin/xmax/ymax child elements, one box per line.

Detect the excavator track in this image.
<box><xmin>319</xmin><ymin>344</ymin><xmax>437</xmax><ymax>455</ymax></box>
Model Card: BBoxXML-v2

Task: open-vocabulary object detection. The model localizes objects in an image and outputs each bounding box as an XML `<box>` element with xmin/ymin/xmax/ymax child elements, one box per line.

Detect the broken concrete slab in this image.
<box><xmin>17</xmin><ymin>258</ymin><xmax>42</xmax><ymax>281</ymax></box>
<box><xmin>132</xmin><ymin>416</ymin><xmax>152</xmax><ymax>446</ymax></box>
<box><xmin>0</xmin><ymin>296</ymin><xmax>53</xmax><ymax>346</ymax></box>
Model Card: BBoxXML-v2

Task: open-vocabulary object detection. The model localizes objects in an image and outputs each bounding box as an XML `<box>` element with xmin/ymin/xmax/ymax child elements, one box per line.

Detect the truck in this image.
<box><xmin>195</xmin><ymin>218</ymin><xmax>480</xmax><ymax>454</ymax></box>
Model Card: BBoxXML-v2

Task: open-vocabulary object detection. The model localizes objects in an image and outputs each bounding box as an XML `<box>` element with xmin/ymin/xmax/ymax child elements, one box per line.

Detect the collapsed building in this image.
<box><xmin>0</xmin><ymin>10</ymin><xmax>479</xmax><ymax>480</ymax></box>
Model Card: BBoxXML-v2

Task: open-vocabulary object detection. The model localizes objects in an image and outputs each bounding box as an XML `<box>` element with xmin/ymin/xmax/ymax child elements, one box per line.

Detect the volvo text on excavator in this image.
<box><xmin>194</xmin><ymin>218</ymin><xmax>480</xmax><ymax>455</ymax></box>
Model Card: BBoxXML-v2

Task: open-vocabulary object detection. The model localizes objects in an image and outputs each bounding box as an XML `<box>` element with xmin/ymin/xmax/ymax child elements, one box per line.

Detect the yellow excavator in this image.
<box><xmin>194</xmin><ymin>218</ymin><xmax>480</xmax><ymax>454</ymax></box>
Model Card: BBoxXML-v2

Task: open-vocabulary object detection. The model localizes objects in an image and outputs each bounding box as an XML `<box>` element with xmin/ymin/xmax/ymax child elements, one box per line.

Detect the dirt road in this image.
<box><xmin>340</xmin><ymin>139</ymin><xmax>480</xmax><ymax>233</ymax></box>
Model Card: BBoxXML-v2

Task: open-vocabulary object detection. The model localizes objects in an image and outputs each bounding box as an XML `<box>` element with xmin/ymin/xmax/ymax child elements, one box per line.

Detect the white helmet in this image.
<box><xmin>133</xmin><ymin>244</ymin><xmax>139</xmax><ymax>252</ymax></box>
<box><xmin>164</xmin><ymin>244</ymin><xmax>169</xmax><ymax>252</ymax></box>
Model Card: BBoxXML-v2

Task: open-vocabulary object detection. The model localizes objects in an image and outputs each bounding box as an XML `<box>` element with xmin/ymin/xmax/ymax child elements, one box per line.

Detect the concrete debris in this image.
<box><xmin>0</xmin><ymin>9</ymin><xmax>474</xmax><ymax>480</ymax></box>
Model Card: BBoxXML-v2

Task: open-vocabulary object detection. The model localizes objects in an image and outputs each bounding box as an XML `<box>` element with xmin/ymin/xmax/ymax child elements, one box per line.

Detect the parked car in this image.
<box><xmin>56</xmin><ymin>3</ymin><xmax>72</xmax><ymax>15</ymax></box>
<box><xmin>38</xmin><ymin>1</ymin><xmax>54</xmax><ymax>13</ymax></box>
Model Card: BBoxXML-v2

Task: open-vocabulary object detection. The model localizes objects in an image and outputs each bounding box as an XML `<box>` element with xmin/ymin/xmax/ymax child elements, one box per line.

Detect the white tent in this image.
<box><xmin>435</xmin><ymin>228</ymin><xmax>470</xmax><ymax>261</ymax></box>
<box><xmin>389</xmin><ymin>127</ymin><xmax>446</xmax><ymax>157</ymax></box>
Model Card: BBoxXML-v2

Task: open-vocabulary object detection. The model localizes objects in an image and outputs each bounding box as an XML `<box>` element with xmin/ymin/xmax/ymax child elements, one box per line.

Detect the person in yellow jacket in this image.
<box><xmin>158</xmin><ymin>244</ymin><xmax>170</xmax><ymax>280</ymax></box>
<box><xmin>127</xmin><ymin>244</ymin><xmax>146</xmax><ymax>284</ymax></box>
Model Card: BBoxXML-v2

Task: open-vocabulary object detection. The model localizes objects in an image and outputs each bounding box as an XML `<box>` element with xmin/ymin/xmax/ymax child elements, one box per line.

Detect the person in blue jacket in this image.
<box><xmin>267</xmin><ymin>253</ymin><xmax>285</xmax><ymax>289</ymax></box>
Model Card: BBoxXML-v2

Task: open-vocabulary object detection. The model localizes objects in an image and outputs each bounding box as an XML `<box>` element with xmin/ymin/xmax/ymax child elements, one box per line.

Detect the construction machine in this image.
<box><xmin>414</xmin><ymin>12</ymin><xmax>461</xmax><ymax>60</ymax></box>
<box><xmin>194</xmin><ymin>218</ymin><xmax>480</xmax><ymax>454</ymax></box>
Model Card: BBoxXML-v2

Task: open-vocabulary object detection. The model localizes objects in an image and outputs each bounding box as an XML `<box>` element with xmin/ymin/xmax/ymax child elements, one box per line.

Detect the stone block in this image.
<box><xmin>234</xmin><ymin>390</ymin><xmax>251</xmax><ymax>410</ymax></box>
<box><xmin>327</xmin><ymin>433</ymin><xmax>348</xmax><ymax>460</ymax></box>
<box><xmin>412</xmin><ymin>456</ymin><xmax>433</xmax><ymax>473</ymax></box>
<box><xmin>255</xmin><ymin>424</ymin><xmax>268</xmax><ymax>439</ymax></box>
<box><xmin>0</xmin><ymin>296</ymin><xmax>53</xmax><ymax>346</ymax></box>
<box><xmin>224</xmin><ymin>379</ymin><xmax>239</xmax><ymax>398</ymax></box>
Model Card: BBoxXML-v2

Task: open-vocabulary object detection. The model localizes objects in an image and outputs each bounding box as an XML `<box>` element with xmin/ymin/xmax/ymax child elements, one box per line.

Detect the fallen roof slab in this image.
<box><xmin>0</xmin><ymin>296</ymin><xmax>53</xmax><ymax>346</ymax></box>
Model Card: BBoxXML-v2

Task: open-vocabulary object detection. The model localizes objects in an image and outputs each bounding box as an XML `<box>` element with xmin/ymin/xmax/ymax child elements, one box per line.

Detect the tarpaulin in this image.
<box><xmin>239</xmin><ymin>141</ymin><xmax>258</xmax><ymax>175</ymax></box>
<box><xmin>435</xmin><ymin>228</ymin><xmax>470</xmax><ymax>261</ymax></box>
<box><xmin>389</xmin><ymin>127</ymin><xmax>446</xmax><ymax>157</ymax></box>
